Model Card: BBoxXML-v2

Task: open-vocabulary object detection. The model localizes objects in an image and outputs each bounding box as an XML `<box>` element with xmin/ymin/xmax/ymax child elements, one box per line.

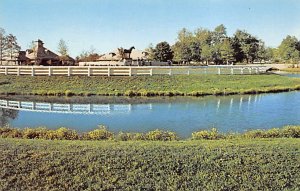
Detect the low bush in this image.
<box><xmin>192</xmin><ymin>128</ymin><xmax>224</xmax><ymax>140</ymax></box>
<box><xmin>145</xmin><ymin>129</ymin><xmax>179</xmax><ymax>141</ymax></box>
<box><xmin>0</xmin><ymin>126</ymin><xmax>299</xmax><ymax>141</ymax></box>
<box><xmin>83</xmin><ymin>125</ymin><xmax>114</xmax><ymax>140</ymax></box>
<box><xmin>243</xmin><ymin>126</ymin><xmax>300</xmax><ymax>138</ymax></box>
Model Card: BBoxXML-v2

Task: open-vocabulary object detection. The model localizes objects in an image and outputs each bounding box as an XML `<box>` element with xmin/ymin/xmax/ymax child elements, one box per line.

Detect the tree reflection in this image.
<box><xmin>0</xmin><ymin>108</ymin><xmax>19</xmax><ymax>126</ymax></box>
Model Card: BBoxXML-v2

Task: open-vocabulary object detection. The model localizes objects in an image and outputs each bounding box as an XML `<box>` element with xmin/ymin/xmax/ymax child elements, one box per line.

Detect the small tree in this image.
<box><xmin>0</xmin><ymin>28</ymin><xmax>6</xmax><ymax>65</ymax></box>
<box><xmin>4</xmin><ymin>34</ymin><xmax>21</xmax><ymax>64</ymax></box>
<box><xmin>57</xmin><ymin>39</ymin><xmax>68</xmax><ymax>56</ymax></box>
<box><xmin>153</xmin><ymin>41</ymin><xmax>173</xmax><ymax>62</ymax></box>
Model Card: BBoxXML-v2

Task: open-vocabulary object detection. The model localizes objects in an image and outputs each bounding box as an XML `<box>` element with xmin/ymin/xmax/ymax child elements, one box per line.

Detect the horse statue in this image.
<box><xmin>109</xmin><ymin>52</ymin><xmax>116</xmax><ymax>57</ymax></box>
<box><xmin>123</xmin><ymin>46</ymin><xmax>135</xmax><ymax>59</ymax></box>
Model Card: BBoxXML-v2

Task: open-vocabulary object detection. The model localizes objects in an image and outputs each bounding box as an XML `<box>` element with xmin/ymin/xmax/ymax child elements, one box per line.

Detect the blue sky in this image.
<box><xmin>1</xmin><ymin>0</ymin><xmax>300</xmax><ymax>57</ymax></box>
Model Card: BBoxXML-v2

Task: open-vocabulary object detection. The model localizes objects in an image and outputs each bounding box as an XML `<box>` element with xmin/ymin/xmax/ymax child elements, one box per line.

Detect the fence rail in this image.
<box><xmin>0</xmin><ymin>65</ymin><xmax>267</xmax><ymax>77</ymax></box>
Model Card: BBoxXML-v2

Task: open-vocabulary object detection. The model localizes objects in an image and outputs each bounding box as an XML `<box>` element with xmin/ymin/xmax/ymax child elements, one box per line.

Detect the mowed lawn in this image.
<box><xmin>0</xmin><ymin>74</ymin><xmax>299</xmax><ymax>96</ymax></box>
<box><xmin>0</xmin><ymin>138</ymin><xmax>299</xmax><ymax>190</ymax></box>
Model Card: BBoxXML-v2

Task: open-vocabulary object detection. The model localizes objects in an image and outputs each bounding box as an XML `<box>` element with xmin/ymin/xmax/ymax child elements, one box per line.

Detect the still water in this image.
<box><xmin>1</xmin><ymin>91</ymin><xmax>299</xmax><ymax>138</ymax></box>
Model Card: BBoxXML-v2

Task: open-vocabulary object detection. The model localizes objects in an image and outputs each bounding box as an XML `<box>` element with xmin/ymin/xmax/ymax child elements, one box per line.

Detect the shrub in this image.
<box><xmin>50</xmin><ymin>127</ymin><xmax>79</xmax><ymax>140</ymax></box>
<box><xmin>145</xmin><ymin>129</ymin><xmax>178</xmax><ymax>141</ymax></box>
<box><xmin>0</xmin><ymin>126</ymin><xmax>22</xmax><ymax>138</ymax></box>
<box><xmin>192</xmin><ymin>128</ymin><xmax>223</xmax><ymax>140</ymax></box>
<box><xmin>116</xmin><ymin>132</ymin><xmax>146</xmax><ymax>141</ymax></box>
<box><xmin>84</xmin><ymin>125</ymin><xmax>114</xmax><ymax>140</ymax></box>
<box><xmin>23</xmin><ymin>127</ymin><xmax>48</xmax><ymax>139</ymax></box>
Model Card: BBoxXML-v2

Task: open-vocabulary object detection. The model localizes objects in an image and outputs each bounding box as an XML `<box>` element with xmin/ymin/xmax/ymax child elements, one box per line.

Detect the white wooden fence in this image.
<box><xmin>0</xmin><ymin>65</ymin><xmax>267</xmax><ymax>77</ymax></box>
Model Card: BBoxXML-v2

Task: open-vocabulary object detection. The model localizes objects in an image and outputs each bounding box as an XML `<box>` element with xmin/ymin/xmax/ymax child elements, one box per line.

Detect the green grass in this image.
<box><xmin>0</xmin><ymin>138</ymin><xmax>299</xmax><ymax>190</ymax></box>
<box><xmin>0</xmin><ymin>74</ymin><xmax>299</xmax><ymax>96</ymax></box>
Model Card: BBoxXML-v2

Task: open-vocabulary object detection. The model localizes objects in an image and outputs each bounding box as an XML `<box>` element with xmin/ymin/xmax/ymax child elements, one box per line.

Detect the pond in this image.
<box><xmin>272</xmin><ymin>71</ymin><xmax>300</xmax><ymax>78</ymax></box>
<box><xmin>1</xmin><ymin>91</ymin><xmax>300</xmax><ymax>138</ymax></box>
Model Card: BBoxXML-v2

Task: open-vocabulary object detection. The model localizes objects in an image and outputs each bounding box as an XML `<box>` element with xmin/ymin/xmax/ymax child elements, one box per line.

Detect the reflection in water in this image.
<box><xmin>1</xmin><ymin>92</ymin><xmax>300</xmax><ymax>138</ymax></box>
<box><xmin>0</xmin><ymin>108</ymin><xmax>19</xmax><ymax>127</ymax></box>
<box><xmin>0</xmin><ymin>99</ymin><xmax>152</xmax><ymax>115</ymax></box>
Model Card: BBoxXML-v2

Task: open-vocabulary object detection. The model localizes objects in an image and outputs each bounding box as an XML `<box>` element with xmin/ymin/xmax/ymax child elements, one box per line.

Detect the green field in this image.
<box><xmin>0</xmin><ymin>74</ymin><xmax>299</xmax><ymax>96</ymax></box>
<box><xmin>0</xmin><ymin>138</ymin><xmax>299</xmax><ymax>190</ymax></box>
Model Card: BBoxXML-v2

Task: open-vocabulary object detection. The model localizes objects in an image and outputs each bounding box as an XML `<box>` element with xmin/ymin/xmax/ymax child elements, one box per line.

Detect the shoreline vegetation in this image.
<box><xmin>1</xmin><ymin>125</ymin><xmax>299</xmax><ymax>141</ymax></box>
<box><xmin>0</xmin><ymin>128</ymin><xmax>299</xmax><ymax>190</ymax></box>
<box><xmin>281</xmin><ymin>68</ymin><xmax>300</xmax><ymax>72</ymax></box>
<box><xmin>1</xmin><ymin>74</ymin><xmax>300</xmax><ymax>97</ymax></box>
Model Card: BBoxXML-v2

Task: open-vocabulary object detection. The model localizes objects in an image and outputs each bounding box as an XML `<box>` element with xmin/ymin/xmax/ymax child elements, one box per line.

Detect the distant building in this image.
<box><xmin>0</xmin><ymin>39</ymin><xmax>75</xmax><ymax>66</ymax></box>
<box><xmin>25</xmin><ymin>40</ymin><xmax>75</xmax><ymax>66</ymax></box>
<box><xmin>79</xmin><ymin>48</ymin><xmax>168</xmax><ymax>66</ymax></box>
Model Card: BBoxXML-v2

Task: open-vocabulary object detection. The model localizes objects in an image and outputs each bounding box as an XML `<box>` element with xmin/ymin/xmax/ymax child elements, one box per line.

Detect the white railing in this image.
<box><xmin>0</xmin><ymin>65</ymin><xmax>267</xmax><ymax>76</ymax></box>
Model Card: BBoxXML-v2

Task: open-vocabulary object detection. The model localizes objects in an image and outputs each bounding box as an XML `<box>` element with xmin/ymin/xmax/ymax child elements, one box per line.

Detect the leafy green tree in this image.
<box><xmin>153</xmin><ymin>41</ymin><xmax>173</xmax><ymax>62</ymax></box>
<box><xmin>172</xmin><ymin>41</ymin><xmax>192</xmax><ymax>64</ymax></box>
<box><xmin>277</xmin><ymin>35</ymin><xmax>300</xmax><ymax>63</ymax></box>
<box><xmin>233</xmin><ymin>30</ymin><xmax>259</xmax><ymax>63</ymax></box>
<box><xmin>201</xmin><ymin>44</ymin><xmax>213</xmax><ymax>65</ymax></box>
<box><xmin>173</xmin><ymin>28</ymin><xmax>194</xmax><ymax>64</ymax></box>
<box><xmin>212</xmin><ymin>24</ymin><xmax>227</xmax><ymax>45</ymax></box>
<box><xmin>220</xmin><ymin>38</ymin><xmax>235</xmax><ymax>64</ymax></box>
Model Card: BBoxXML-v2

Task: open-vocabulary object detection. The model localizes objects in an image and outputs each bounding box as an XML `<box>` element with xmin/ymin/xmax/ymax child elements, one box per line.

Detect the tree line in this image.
<box><xmin>1</xmin><ymin>25</ymin><xmax>300</xmax><ymax>65</ymax></box>
<box><xmin>147</xmin><ymin>24</ymin><xmax>300</xmax><ymax>65</ymax></box>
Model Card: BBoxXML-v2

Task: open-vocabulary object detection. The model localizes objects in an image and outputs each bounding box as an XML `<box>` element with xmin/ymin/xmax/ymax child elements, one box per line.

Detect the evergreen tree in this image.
<box><xmin>153</xmin><ymin>41</ymin><xmax>173</xmax><ymax>62</ymax></box>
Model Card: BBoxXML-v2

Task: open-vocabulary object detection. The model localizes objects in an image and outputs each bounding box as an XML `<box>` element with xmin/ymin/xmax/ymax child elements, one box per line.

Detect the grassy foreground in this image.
<box><xmin>1</xmin><ymin>74</ymin><xmax>300</xmax><ymax>96</ymax></box>
<box><xmin>0</xmin><ymin>138</ymin><xmax>299</xmax><ymax>190</ymax></box>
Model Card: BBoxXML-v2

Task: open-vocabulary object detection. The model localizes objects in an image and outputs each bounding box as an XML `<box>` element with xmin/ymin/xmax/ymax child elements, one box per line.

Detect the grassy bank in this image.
<box><xmin>0</xmin><ymin>137</ymin><xmax>299</xmax><ymax>190</ymax></box>
<box><xmin>281</xmin><ymin>68</ymin><xmax>300</xmax><ymax>72</ymax></box>
<box><xmin>1</xmin><ymin>74</ymin><xmax>300</xmax><ymax>96</ymax></box>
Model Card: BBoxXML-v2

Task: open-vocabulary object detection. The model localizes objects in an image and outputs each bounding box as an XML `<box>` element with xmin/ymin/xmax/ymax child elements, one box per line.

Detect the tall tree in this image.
<box><xmin>173</xmin><ymin>28</ymin><xmax>194</xmax><ymax>63</ymax></box>
<box><xmin>201</xmin><ymin>44</ymin><xmax>213</xmax><ymax>65</ymax></box>
<box><xmin>220</xmin><ymin>38</ymin><xmax>235</xmax><ymax>64</ymax></box>
<box><xmin>233</xmin><ymin>30</ymin><xmax>259</xmax><ymax>63</ymax></box>
<box><xmin>57</xmin><ymin>39</ymin><xmax>68</xmax><ymax>56</ymax></box>
<box><xmin>277</xmin><ymin>35</ymin><xmax>300</xmax><ymax>63</ymax></box>
<box><xmin>153</xmin><ymin>41</ymin><xmax>173</xmax><ymax>62</ymax></box>
<box><xmin>0</xmin><ymin>28</ymin><xmax>6</xmax><ymax>65</ymax></box>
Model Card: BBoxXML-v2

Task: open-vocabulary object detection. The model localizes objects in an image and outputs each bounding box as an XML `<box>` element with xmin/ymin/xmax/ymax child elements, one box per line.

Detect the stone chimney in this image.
<box><xmin>35</xmin><ymin>39</ymin><xmax>44</xmax><ymax>47</ymax></box>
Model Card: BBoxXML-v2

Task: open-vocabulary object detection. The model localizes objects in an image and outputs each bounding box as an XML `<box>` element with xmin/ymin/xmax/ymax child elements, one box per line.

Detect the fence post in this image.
<box><xmin>88</xmin><ymin>67</ymin><xmax>91</xmax><ymax>77</ymax></box>
<box><xmin>17</xmin><ymin>67</ymin><xmax>20</xmax><ymax>76</ymax></box>
<box><xmin>129</xmin><ymin>67</ymin><xmax>132</xmax><ymax>76</ymax></box>
<box><xmin>256</xmin><ymin>67</ymin><xmax>258</xmax><ymax>74</ymax></box>
<box><xmin>218</xmin><ymin>68</ymin><xmax>221</xmax><ymax>75</ymax></box>
<box><xmin>5</xmin><ymin>67</ymin><xmax>8</xmax><ymax>75</ymax></box>
<box><xmin>169</xmin><ymin>68</ymin><xmax>172</xmax><ymax>76</ymax></box>
<box><xmin>150</xmin><ymin>68</ymin><xmax>153</xmax><ymax>76</ymax></box>
<box><xmin>31</xmin><ymin>67</ymin><xmax>35</xmax><ymax>76</ymax></box>
<box><xmin>241</xmin><ymin>68</ymin><xmax>243</xmax><ymax>74</ymax></box>
<box><xmin>48</xmin><ymin>66</ymin><xmax>52</xmax><ymax>76</ymax></box>
<box><xmin>231</xmin><ymin>68</ymin><xmax>233</xmax><ymax>75</ymax></box>
<box><xmin>108</xmin><ymin>67</ymin><xmax>111</xmax><ymax>76</ymax></box>
<box><xmin>249</xmin><ymin>68</ymin><xmax>252</xmax><ymax>74</ymax></box>
<box><xmin>204</xmin><ymin>68</ymin><xmax>207</xmax><ymax>74</ymax></box>
<box><xmin>187</xmin><ymin>69</ymin><xmax>190</xmax><ymax>75</ymax></box>
<box><xmin>68</xmin><ymin>67</ymin><xmax>71</xmax><ymax>77</ymax></box>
